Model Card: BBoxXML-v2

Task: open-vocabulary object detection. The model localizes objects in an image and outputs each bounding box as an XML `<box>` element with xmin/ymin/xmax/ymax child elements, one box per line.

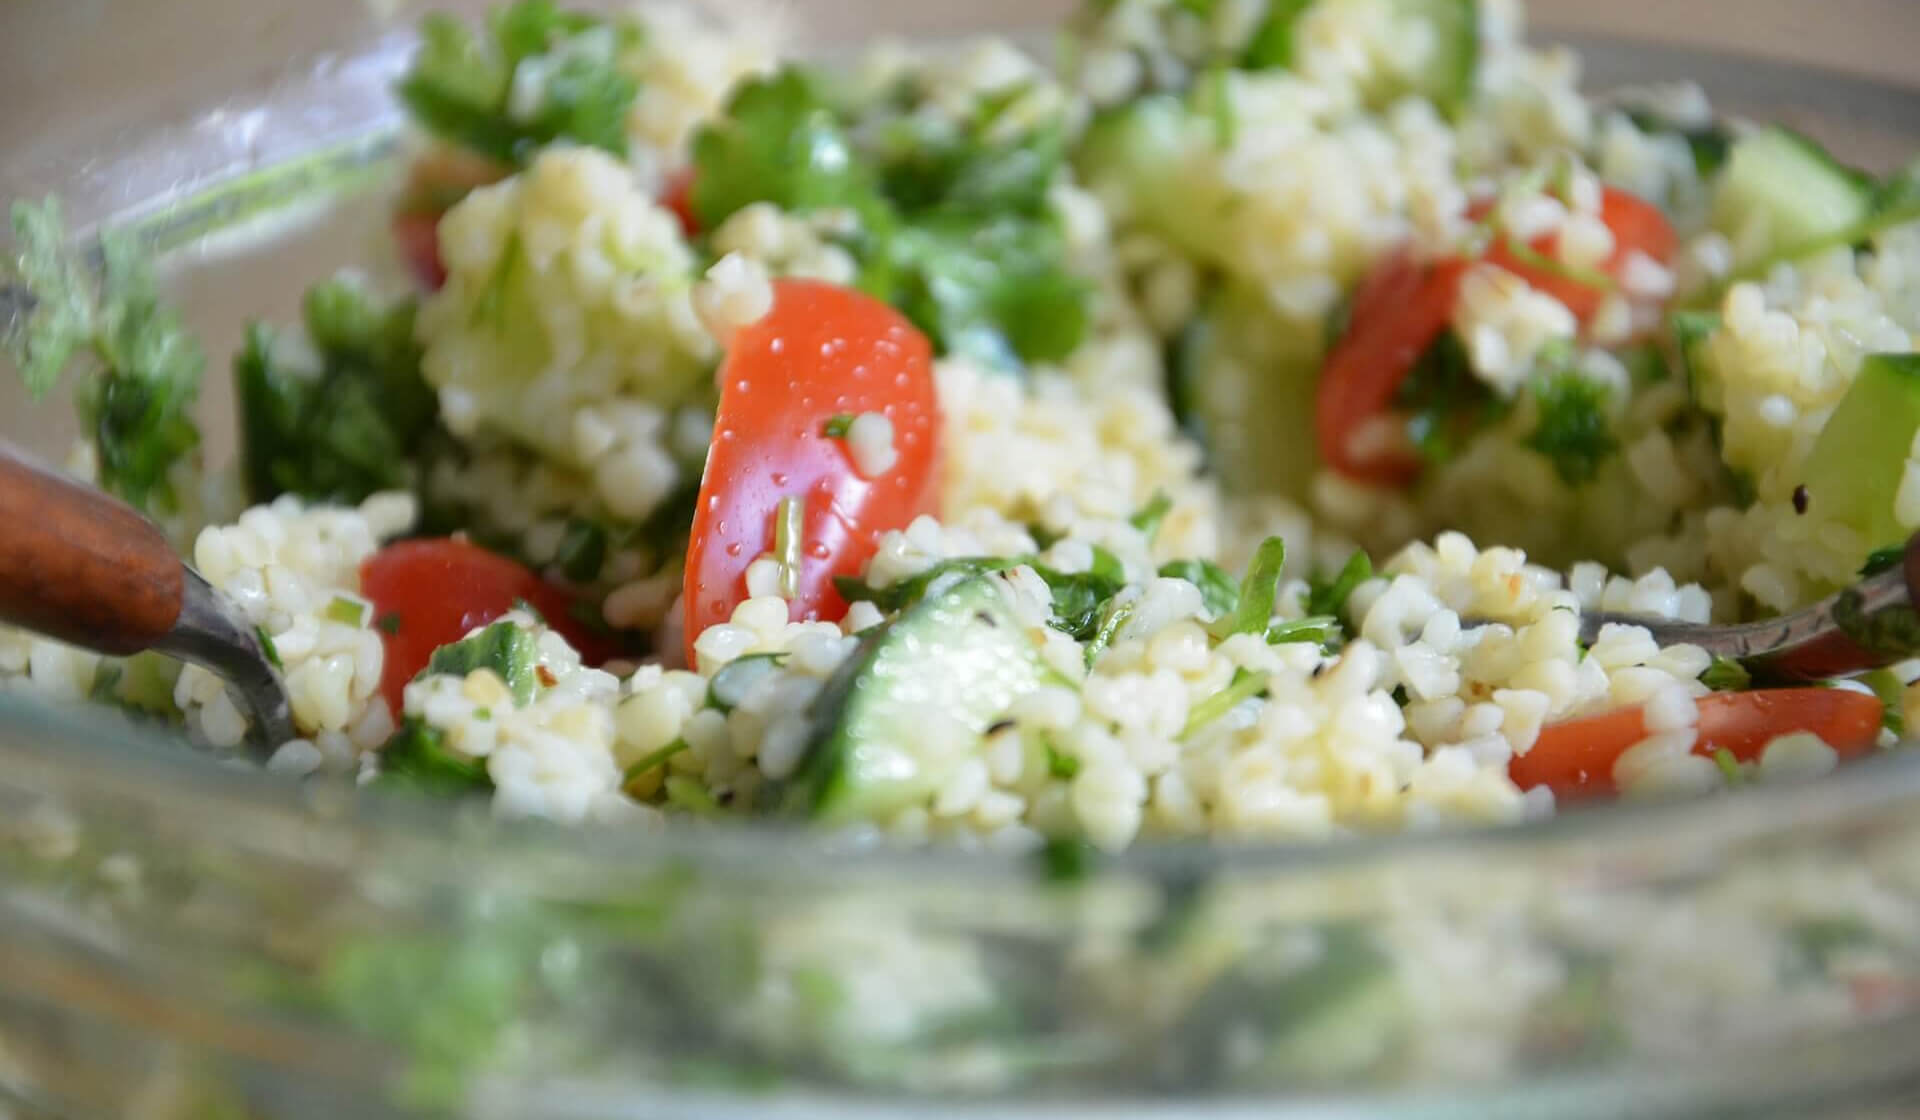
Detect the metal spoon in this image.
<box><xmin>0</xmin><ymin>442</ymin><xmax>293</xmax><ymax>752</ymax></box>
<box><xmin>1559</xmin><ymin>533</ymin><xmax>1920</xmax><ymax>683</ymax></box>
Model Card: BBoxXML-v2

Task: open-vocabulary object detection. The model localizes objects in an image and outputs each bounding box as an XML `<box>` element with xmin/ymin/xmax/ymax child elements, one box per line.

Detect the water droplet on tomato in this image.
<box><xmin>719</xmin><ymin>427</ymin><xmax>736</xmax><ymax>441</ymax></box>
<box><xmin>725</xmin><ymin>543</ymin><xmax>743</xmax><ymax>557</ymax></box>
<box><xmin>716</xmin><ymin>520</ymin><xmax>729</xmax><ymax>533</ymax></box>
<box><xmin>706</xmin><ymin>495</ymin><xmax>720</xmax><ymax>510</ymax></box>
<box><xmin>771</xmin><ymin>472</ymin><xmax>788</xmax><ymax>487</ymax></box>
<box><xmin>835</xmin><ymin>395</ymin><xmax>850</xmax><ymax>408</ymax></box>
<box><xmin>735</xmin><ymin>379</ymin><xmax>750</xmax><ymax>393</ymax></box>
<box><xmin>852</xmin><ymin>364</ymin><xmax>868</xmax><ymax>380</ymax></box>
<box><xmin>770</xmin><ymin>338</ymin><xmax>784</xmax><ymax>354</ymax></box>
<box><xmin>808</xmin><ymin>542</ymin><xmax>830</xmax><ymax>559</ymax></box>
<box><xmin>894</xmin><ymin>372</ymin><xmax>909</xmax><ymax>387</ymax></box>
<box><xmin>800</xmin><ymin>395</ymin><xmax>813</xmax><ymax>408</ymax></box>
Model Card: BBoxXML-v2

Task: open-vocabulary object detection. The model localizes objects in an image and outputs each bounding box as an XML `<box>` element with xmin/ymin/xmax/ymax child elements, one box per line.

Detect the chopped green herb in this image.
<box><xmin>254</xmin><ymin>626</ymin><xmax>283</xmax><ymax>670</ymax></box>
<box><xmin>325</xmin><ymin>596</ymin><xmax>370</xmax><ymax>628</ymax></box>
<box><xmin>1084</xmin><ymin>598</ymin><xmax>1136</xmax><ymax>667</ymax></box>
<box><xmin>1266</xmin><ymin>615</ymin><xmax>1341</xmax><ymax>649</ymax></box>
<box><xmin>1711</xmin><ymin>747</ymin><xmax>1744</xmax><ymax>785</ymax></box>
<box><xmin>1240</xmin><ymin>0</ymin><xmax>1316</xmax><ymax>69</ymax></box>
<box><xmin>397</xmin><ymin>1</ymin><xmax>641</xmax><ymax>166</ymax></box>
<box><xmin>552</xmin><ymin>518</ymin><xmax>608</xmax><ymax>583</ymax></box>
<box><xmin>378</xmin><ymin>612</ymin><xmax>404</xmax><ymax>635</ymax></box>
<box><xmin>1624</xmin><ymin>108</ymin><xmax>1733</xmax><ymax>176</ymax></box>
<box><xmin>1863</xmin><ymin>668</ymin><xmax>1906</xmax><ymax>737</ymax></box>
<box><xmin>1183</xmin><ymin>667</ymin><xmax>1270</xmax><ymax>739</ymax></box>
<box><xmin>1044</xmin><ymin>734</ymin><xmax>1081</xmax><ymax>779</ymax></box>
<box><xmin>1198</xmin><ymin>66</ymin><xmax>1236</xmax><ymax>149</ymax></box>
<box><xmin>424</xmin><ymin>620</ymin><xmax>542</xmax><ymax>705</ymax></box>
<box><xmin>1525</xmin><ymin>361</ymin><xmax>1619</xmax><ymax>487</ymax></box>
<box><xmin>1160</xmin><ymin>558</ymin><xmax>1239</xmax><ymax>619</ymax></box>
<box><xmin>1212</xmin><ymin>535</ymin><xmax>1286</xmax><ymax>639</ymax></box>
<box><xmin>1699</xmin><ymin>656</ymin><xmax>1751</xmax><ymax>692</ymax></box>
<box><xmin>1038</xmin><ymin>834</ymin><xmax>1095</xmax><ymax>882</ymax></box>
<box><xmin>5</xmin><ymin>199</ymin><xmax>204</xmax><ymax>514</ymax></box>
<box><xmin>821</xmin><ymin>413</ymin><xmax>855</xmax><ymax>438</ymax></box>
<box><xmin>235</xmin><ymin>276</ymin><xmax>436</xmax><ymax>504</ymax></box>
<box><xmin>473</xmin><ymin>707</ymin><xmax>493</xmax><ymax>721</ymax></box>
<box><xmin>622</xmin><ymin>738</ymin><xmax>689</xmax><ymax>789</ymax></box>
<box><xmin>377</xmin><ymin>720</ymin><xmax>492</xmax><ymax>793</ymax></box>
<box><xmin>1033</xmin><ymin>564</ymin><xmax>1127</xmax><ymax>642</ymax></box>
<box><xmin>1397</xmin><ymin>331</ymin><xmax>1506</xmax><ymax>468</ymax></box>
<box><xmin>1862</xmin><ymin>546</ymin><xmax>1905</xmax><ymax>578</ymax></box>
<box><xmin>1128</xmin><ymin>491</ymin><xmax>1174</xmax><ymax>539</ymax></box>
<box><xmin>664</xmin><ymin>774</ymin><xmax>719</xmax><ymax>814</ymax></box>
<box><xmin>1306</xmin><ymin>550</ymin><xmax>1373</xmax><ymax>620</ymax></box>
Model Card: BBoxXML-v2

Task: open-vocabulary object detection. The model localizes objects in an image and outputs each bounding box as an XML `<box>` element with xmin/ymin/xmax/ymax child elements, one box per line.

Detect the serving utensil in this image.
<box><xmin>1570</xmin><ymin>533</ymin><xmax>1920</xmax><ymax>682</ymax></box>
<box><xmin>0</xmin><ymin>441</ymin><xmax>293</xmax><ymax>751</ymax></box>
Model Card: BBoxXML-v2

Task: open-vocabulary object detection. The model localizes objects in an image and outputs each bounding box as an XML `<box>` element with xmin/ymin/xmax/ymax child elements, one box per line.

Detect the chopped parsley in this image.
<box><xmin>235</xmin><ymin>275</ymin><xmax>437</xmax><ymax>504</ymax></box>
<box><xmin>1306</xmin><ymin>550</ymin><xmax>1372</xmax><ymax>621</ymax></box>
<box><xmin>1397</xmin><ymin>331</ymin><xmax>1505</xmax><ymax>468</ymax></box>
<box><xmin>1160</xmin><ymin>557</ymin><xmax>1239</xmax><ymax>619</ymax></box>
<box><xmin>377</xmin><ymin>720</ymin><xmax>492</xmax><ymax>794</ymax></box>
<box><xmin>689</xmin><ymin>64</ymin><xmax>1090</xmax><ymax>372</ymax></box>
<box><xmin>397</xmin><ymin>0</ymin><xmax>641</xmax><ymax>166</ymax></box>
<box><xmin>552</xmin><ymin>517</ymin><xmax>608</xmax><ymax>583</ymax></box>
<box><xmin>1862</xmin><ymin>546</ymin><xmax>1905</xmax><ymax>578</ymax></box>
<box><xmin>325</xmin><ymin>596</ymin><xmax>370</xmax><ymax>628</ymax></box>
<box><xmin>1525</xmin><ymin>358</ymin><xmax>1619</xmax><ymax>487</ymax></box>
<box><xmin>821</xmin><ymin>413</ymin><xmax>855</xmax><ymax>438</ymax></box>
<box><xmin>1183</xmin><ymin>667</ymin><xmax>1270</xmax><ymax>738</ymax></box>
<box><xmin>1212</xmin><ymin>535</ymin><xmax>1286</xmax><ymax>639</ymax></box>
<box><xmin>1128</xmin><ymin>491</ymin><xmax>1174</xmax><ymax>539</ymax></box>
<box><xmin>1698</xmin><ymin>656</ymin><xmax>1751</xmax><ymax>692</ymax></box>
<box><xmin>4</xmin><ymin>199</ymin><xmax>204</xmax><ymax>514</ymax></box>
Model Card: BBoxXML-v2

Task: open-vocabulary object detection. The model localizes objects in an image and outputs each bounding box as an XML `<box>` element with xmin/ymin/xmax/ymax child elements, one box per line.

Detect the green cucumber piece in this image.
<box><xmin>1711</xmin><ymin>128</ymin><xmax>1875</xmax><ymax>270</ymax></box>
<box><xmin>1170</xmin><ymin>280</ymin><xmax>1324</xmax><ymax>499</ymax></box>
<box><xmin>782</xmin><ymin>574</ymin><xmax>1049</xmax><ymax>823</ymax></box>
<box><xmin>1076</xmin><ymin>96</ymin><xmax>1238</xmax><ymax>265</ymax></box>
<box><xmin>1801</xmin><ymin>353</ymin><xmax>1920</xmax><ymax>556</ymax></box>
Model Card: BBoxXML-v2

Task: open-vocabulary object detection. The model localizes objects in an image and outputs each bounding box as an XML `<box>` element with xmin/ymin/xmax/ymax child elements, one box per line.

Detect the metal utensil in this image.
<box><xmin>1568</xmin><ymin>533</ymin><xmax>1920</xmax><ymax>682</ymax></box>
<box><xmin>0</xmin><ymin>442</ymin><xmax>293</xmax><ymax>751</ymax></box>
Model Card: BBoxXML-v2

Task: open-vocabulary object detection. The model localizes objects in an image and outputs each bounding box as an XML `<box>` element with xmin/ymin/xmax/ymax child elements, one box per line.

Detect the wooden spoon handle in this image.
<box><xmin>0</xmin><ymin>442</ymin><xmax>184</xmax><ymax>656</ymax></box>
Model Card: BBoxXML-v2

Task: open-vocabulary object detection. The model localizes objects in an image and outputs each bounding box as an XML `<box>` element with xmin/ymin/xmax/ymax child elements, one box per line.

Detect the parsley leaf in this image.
<box><xmin>1213</xmin><ymin>535</ymin><xmax>1286</xmax><ymax>639</ymax></box>
<box><xmin>1159</xmin><ymin>558</ymin><xmax>1239</xmax><ymax>619</ymax></box>
<box><xmin>4</xmin><ymin>199</ymin><xmax>204</xmax><ymax>514</ymax></box>
<box><xmin>235</xmin><ymin>276</ymin><xmax>436</xmax><ymax>504</ymax></box>
<box><xmin>1397</xmin><ymin>331</ymin><xmax>1506</xmax><ymax>467</ymax></box>
<box><xmin>377</xmin><ymin>720</ymin><xmax>493</xmax><ymax>794</ymax></box>
<box><xmin>397</xmin><ymin>1</ymin><xmax>640</xmax><ymax>166</ymax></box>
<box><xmin>1698</xmin><ymin>656</ymin><xmax>1751</xmax><ymax>692</ymax></box>
<box><xmin>1525</xmin><ymin>359</ymin><xmax>1619</xmax><ymax>487</ymax></box>
<box><xmin>688</xmin><ymin>67</ymin><xmax>878</xmax><ymax>229</ymax></box>
<box><xmin>1306</xmin><ymin>550</ymin><xmax>1372</xmax><ymax>620</ymax></box>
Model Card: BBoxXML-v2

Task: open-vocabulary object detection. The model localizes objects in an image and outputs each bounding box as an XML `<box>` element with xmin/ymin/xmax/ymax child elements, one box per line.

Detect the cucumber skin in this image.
<box><xmin>782</xmin><ymin>574</ymin><xmax>1048</xmax><ymax>823</ymax></box>
<box><xmin>1802</xmin><ymin>354</ymin><xmax>1920</xmax><ymax>558</ymax></box>
<box><xmin>1712</xmin><ymin>128</ymin><xmax>1876</xmax><ymax>268</ymax></box>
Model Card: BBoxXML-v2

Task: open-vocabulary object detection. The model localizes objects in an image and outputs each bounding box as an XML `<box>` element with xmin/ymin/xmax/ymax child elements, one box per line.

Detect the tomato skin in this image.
<box><xmin>683</xmin><ymin>279</ymin><xmax>940</xmax><ymax>664</ymax></box>
<box><xmin>1314</xmin><ymin>253</ymin><xmax>1470</xmax><ymax>485</ymax></box>
<box><xmin>1317</xmin><ymin>186</ymin><xmax>1678</xmax><ymax>486</ymax></box>
<box><xmin>361</xmin><ymin>538</ymin><xmax>616</xmax><ymax>717</ymax></box>
<box><xmin>1482</xmin><ymin>188</ymin><xmax>1678</xmax><ymax>320</ymax></box>
<box><xmin>1509</xmin><ymin>688</ymin><xmax>1884</xmax><ymax>799</ymax></box>
<box><xmin>661</xmin><ymin>167</ymin><xmax>700</xmax><ymax>236</ymax></box>
<box><xmin>392</xmin><ymin>212</ymin><xmax>448</xmax><ymax>291</ymax></box>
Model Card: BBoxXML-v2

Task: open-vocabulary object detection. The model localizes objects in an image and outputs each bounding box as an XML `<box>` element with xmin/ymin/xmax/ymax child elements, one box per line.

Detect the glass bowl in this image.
<box><xmin>5</xmin><ymin>3</ymin><xmax>1920</xmax><ymax>1117</ymax></box>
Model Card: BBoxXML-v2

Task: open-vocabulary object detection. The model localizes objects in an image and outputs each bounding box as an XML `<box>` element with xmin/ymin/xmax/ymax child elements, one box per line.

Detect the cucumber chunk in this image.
<box><xmin>1076</xmin><ymin>96</ymin><xmax>1236</xmax><ymax>265</ymax></box>
<box><xmin>1711</xmin><ymin>128</ymin><xmax>1875</xmax><ymax>270</ymax></box>
<box><xmin>1801</xmin><ymin>353</ymin><xmax>1920</xmax><ymax>556</ymax></box>
<box><xmin>782</xmin><ymin>574</ymin><xmax>1049</xmax><ymax>823</ymax></box>
<box><xmin>1170</xmin><ymin>280</ymin><xmax>1325</xmax><ymax>499</ymax></box>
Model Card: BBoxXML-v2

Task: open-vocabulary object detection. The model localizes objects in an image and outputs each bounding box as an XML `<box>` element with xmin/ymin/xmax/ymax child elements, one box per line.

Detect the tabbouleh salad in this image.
<box><xmin>6</xmin><ymin>0</ymin><xmax>1920</xmax><ymax>852</ymax></box>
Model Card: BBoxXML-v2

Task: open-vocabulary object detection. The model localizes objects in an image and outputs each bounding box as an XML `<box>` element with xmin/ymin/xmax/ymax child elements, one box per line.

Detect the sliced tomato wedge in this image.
<box><xmin>1317</xmin><ymin>186</ymin><xmax>1677</xmax><ymax>486</ymax></box>
<box><xmin>361</xmin><ymin>538</ymin><xmax>618</xmax><ymax>717</ymax></box>
<box><xmin>1509</xmin><ymin>688</ymin><xmax>1884</xmax><ymax>799</ymax></box>
<box><xmin>683</xmin><ymin>278</ymin><xmax>939</xmax><ymax>663</ymax></box>
<box><xmin>1314</xmin><ymin>252</ymin><xmax>1470</xmax><ymax>485</ymax></box>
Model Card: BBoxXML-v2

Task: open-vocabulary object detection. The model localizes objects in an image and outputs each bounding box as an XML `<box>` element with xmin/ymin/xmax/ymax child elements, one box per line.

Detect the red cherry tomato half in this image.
<box><xmin>1509</xmin><ymin>688</ymin><xmax>1884</xmax><ymax>800</ymax></box>
<box><xmin>683</xmin><ymin>278</ymin><xmax>940</xmax><ymax>664</ymax></box>
<box><xmin>361</xmin><ymin>538</ymin><xmax>618</xmax><ymax>717</ymax></box>
<box><xmin>1314</xmin><ymin>252</ymin><xmax>1469</xmax><ymax>485</ymax></box>
<box><xmin>1317</xmin><ymin>187</ymin><xmax>1678</xmax><ymax>486</ymax></box>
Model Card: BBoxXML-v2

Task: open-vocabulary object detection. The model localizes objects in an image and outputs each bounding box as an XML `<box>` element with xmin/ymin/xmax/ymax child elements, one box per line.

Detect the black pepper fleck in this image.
<box><xmin>1792</xmin><ymin>484</ymin><xmax>1809</xmax><ymax>515</ymax></box>
<box><xmin>985</xmin><ymin>718</ymin><xmax>1016</xmax><ymax>736</ymax></box>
